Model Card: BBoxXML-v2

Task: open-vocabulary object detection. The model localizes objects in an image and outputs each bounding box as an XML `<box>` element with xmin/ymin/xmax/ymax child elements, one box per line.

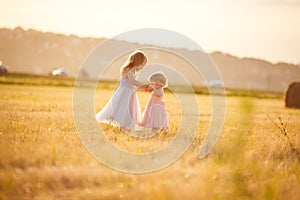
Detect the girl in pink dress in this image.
<box><xmin>95</xmin><ymin>50</ymin><xmax>151</xmax><ymax>130</ymax></box>
<box><xmin>139</xmin><ymin>72</ymin><xmax>170</xmax><ymax>131</ymax></box>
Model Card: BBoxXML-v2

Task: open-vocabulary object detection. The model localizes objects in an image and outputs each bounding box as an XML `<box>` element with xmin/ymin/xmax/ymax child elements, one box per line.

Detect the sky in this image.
<box><xmin>1</xmin><ymin>0</ymin><xmax>300</xmax><ymax>64</ymax></box>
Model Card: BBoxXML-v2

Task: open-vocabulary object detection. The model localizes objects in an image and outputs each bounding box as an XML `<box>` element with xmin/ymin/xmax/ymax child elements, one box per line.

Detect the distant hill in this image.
<box><xmin>0</xmin><ymin>27</ymin><xmax>299</xmax><ymax>92</ymax></box>
<box><xmin>0</xmin><ymin>27</ymin><xmax>104</xmax><ymax>76</ymax></box>
<box><xmin>210</xmin><ymin>52</ymin><xmax>300</xmax><ymax>92</ymax></box>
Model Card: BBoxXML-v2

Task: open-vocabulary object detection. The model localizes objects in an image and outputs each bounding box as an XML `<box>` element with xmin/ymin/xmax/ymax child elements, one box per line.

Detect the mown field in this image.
<box><xmin>0</xmin><ymin>74</ymin><xmax>299</xmax><ymax>200</ymax></box>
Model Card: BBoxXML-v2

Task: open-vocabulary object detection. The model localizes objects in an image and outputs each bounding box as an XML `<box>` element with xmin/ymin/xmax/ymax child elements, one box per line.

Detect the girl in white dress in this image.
<box><xmin>95</xmin><ymin>50</ymin><xmax>150</xmax><ymax>130</ymax></box>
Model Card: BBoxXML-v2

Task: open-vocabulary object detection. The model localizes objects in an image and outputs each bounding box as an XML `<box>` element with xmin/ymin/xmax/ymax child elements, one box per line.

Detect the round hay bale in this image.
<box><xmin>285</xmin><ymin>81</ymin><xmax>300</xmax><ymax>109</ymax></box>
<box><xmin>0</xmin><ymin>62</ymin><xmax>8</xmax><ymax>76</ymax></box>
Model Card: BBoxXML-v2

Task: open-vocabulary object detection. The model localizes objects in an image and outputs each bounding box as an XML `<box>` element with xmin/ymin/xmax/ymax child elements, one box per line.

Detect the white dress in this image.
<box><xmin>95</xmin><ymin>73</ymin><xmax>141</xmax><ymax>129</ymax></box>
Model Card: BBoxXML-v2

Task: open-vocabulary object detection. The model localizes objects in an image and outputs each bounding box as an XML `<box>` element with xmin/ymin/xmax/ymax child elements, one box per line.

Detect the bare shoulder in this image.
<box><xmin>122</xmin><ymin>70</ymin><xmax>133</xmax><ymax>78</ymax></box>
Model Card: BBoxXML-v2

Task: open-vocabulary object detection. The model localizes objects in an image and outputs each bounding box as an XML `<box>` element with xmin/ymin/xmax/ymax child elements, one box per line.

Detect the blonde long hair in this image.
<box><xmin>121</xmin><ymin>50</ymin><xmax>147</xmax><ymax>75</ymax></box>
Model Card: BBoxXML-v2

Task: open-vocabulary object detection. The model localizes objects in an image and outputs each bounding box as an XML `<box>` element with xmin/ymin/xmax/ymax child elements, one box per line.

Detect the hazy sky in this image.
<box><xmin>1</xmin><ymin>0</ymin><xmax>300</xmax><ymax>64</ymax></box>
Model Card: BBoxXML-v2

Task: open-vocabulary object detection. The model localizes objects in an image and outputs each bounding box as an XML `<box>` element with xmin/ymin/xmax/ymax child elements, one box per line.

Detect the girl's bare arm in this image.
<box><xmin>126</xmin><ymin>70</ymin><xmax>145</xmax><ymax>88</ymax></box>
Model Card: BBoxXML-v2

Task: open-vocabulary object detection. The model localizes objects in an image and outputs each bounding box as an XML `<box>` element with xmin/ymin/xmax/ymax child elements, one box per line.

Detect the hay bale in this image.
<box><xmin>0</xmin><ymin>62</ymin><xmax>8</xmax><ymax>76</ymax></box>
<box><xmin>285</xmin><ymin>81</ymin><xmax>300</xmax><ymax>109</ymax></box>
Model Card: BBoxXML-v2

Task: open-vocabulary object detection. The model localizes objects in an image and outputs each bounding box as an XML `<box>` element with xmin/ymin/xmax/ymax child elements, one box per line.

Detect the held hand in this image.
<box><xmin>145</xmin><ymin>85</ymin><xmax>154</xmax><ymax>92</ymax></box>
<box><xmin>139</xmin><ymin>84</ymin><xmax>153</xmax><ymax>92</ymax></box>
<box><xmin>138</xmin><ymin>84</ymin><xmax>149</xmax><ymax>91</ymax></box>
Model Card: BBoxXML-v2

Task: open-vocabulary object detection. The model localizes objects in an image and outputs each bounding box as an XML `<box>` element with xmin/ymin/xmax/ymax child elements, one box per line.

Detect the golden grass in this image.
<box><xmin>0</xmin><ymin>83</ymin><xmax>299</xmax><ymax>200</ymax></box>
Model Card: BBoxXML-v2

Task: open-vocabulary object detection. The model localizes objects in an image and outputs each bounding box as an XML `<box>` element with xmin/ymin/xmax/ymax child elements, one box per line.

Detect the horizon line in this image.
<box><xmin>1</xmin><ymin>26</ymin><xmax>299</xmax><ymax>66</ymax></box>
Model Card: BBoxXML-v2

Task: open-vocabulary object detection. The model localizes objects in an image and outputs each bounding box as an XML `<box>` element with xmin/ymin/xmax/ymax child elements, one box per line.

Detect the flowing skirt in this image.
<box><xmin>139</xmin><ymin>98</ymin><xmax>170</xmax><ymax>131</ymax></box>
<box><xmin>95</xmin><ymin>80</ymin><xmax>141</xmax><ymax>129</ymax></box>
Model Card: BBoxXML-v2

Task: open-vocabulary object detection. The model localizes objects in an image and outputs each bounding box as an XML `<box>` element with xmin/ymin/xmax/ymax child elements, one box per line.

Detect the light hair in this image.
<box><xmin>149</xmin><ymin>72</ymin><xmax>168</xmax><ymax>88</ymax></box>
<box><xmin>121</xmin><ymin>50</ymin><xmax>147</xmax><ymax>75</ymax></box>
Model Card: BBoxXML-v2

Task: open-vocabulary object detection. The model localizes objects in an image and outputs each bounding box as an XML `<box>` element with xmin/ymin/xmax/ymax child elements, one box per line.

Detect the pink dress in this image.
<box><xmin>95</xmin><ymin>73</ymin><xmax>141</xmax><ymax>129</ymax></box>
<box><xmin>139</xmin><ymin>88</ymin><xmax>170</xmax><ymax>131</ymax></box>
